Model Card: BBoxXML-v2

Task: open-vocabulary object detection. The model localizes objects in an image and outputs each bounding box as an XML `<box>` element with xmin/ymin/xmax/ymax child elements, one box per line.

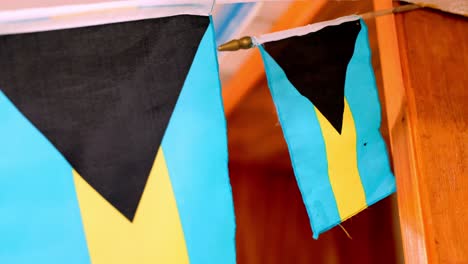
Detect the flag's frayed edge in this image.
<box><xmin>253</xmin><ymin>15</ymin><xmax>360</xmax><ymax>45</ymax></box>
<box><xmin>0</xmin><ymin>0</ymin><xmax>212</xmax><ymax>35</ymax></box>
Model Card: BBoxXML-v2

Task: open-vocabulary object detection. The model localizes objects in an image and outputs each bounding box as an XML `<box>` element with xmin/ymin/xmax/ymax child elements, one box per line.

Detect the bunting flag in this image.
<box><xmin>0</xmin><ymin>2</ymin><xmax>235</xmax><ymax>263</ymax></box>
<box><xmin>257</xmin><ymin>15</ymin><xmax>396</xmax><ymax>238</ymax></box>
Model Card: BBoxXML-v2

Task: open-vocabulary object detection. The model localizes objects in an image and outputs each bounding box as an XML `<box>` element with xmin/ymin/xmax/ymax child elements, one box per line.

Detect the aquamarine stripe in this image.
<box><xmin>259</xmin><ymin>46</ymin><xmax>341</xmax><ymax>239</ymax></box>
<box><xmin>344</xmin><ymin>20</ymin><xmax>396</xmax><ymax>206</ymax></box>
<box><xmin>161</xmin><ymin>19</ymin><xmax>236</xmax><ymax>264</ymax></box>
<box><xmin>0</xmin><ymin>91</ymin><xmax>90</xmax><ymax>264</ymax></box>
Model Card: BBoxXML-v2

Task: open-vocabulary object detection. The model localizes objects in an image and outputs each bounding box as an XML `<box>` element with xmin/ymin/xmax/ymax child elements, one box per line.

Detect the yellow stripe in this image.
<box><xmin>315</xmin><ymin>100</ymin><xmax>367</xmax><ymax>220</ymax></box>
<box><xmin>72</xmin><ymin>148</ymin><xmax>189</xmax><ymax>264</ymax></box>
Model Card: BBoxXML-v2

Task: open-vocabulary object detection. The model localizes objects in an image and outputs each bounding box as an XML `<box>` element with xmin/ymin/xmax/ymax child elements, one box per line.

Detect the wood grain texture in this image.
<box><xmin>374</xmin><ymin>1</ymin><xmax>432</xmax><ymax>263</ymax></box>
<box><xmin>395</xmin><ymin>8</ymin><xmax>468</xmax><ymax>263</ymax></box>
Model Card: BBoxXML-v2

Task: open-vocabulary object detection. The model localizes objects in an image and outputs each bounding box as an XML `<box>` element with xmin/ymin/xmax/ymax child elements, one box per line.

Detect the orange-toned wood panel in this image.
<box><xmin>230</xmin><ymin>163</ymin><xmax>401</xmax><ymax>264</ymax></box>
<box><xmin>395</xmin><ymin>9</ymin><xmax>468</xmax><ymax>263</ymax></box>
<box><xmin>374</xmin><ymin>1</ymin><xmax>432</xmax><ymax>263</ymax></box>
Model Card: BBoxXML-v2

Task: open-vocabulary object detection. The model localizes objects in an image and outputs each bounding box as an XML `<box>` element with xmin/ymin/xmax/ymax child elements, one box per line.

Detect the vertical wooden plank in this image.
<box><xmin>376</xmin><ymin>0</ymin><xmax>468</xmax><ymax>262</ymax></box>
<box><xmin>373</xmin><ymin>1</ymin><xmax>431</xmax><ymax>263</ymax></box>
<box><xmin>395</xmin><ymin>8</ymin><xmax>468</xmax><ymax>263</ymax></box>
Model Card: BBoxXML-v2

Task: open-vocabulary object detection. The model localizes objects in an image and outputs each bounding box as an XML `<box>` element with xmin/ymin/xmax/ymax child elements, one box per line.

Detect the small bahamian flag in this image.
<box><xmin>0</xmin><ymin>2</ymin><xmax>235</xmax><ymax>263</ymax></box>
<box><xmin>257</xmin><ymin>15</ymin><xmax>396</xmax><ymax>238</ymax></box>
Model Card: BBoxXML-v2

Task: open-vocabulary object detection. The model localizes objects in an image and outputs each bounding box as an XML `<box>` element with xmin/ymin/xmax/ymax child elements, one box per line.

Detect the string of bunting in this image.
<box><xmin>218</xmin><ymin>4</ymin><xmax>422</xmax><ymax>52</ymax></box>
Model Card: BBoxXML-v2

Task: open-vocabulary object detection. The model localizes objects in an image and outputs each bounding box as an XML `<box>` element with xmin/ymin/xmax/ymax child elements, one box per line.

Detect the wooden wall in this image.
<box><xmin>394</xmin><ymin>8</ymin><xmax>468</xmax><ymax>263</ymax></box>
<box><xmin>230</xmin><ymin>161</ymin><xmax>401</xmax><ymax>264</ymax></box>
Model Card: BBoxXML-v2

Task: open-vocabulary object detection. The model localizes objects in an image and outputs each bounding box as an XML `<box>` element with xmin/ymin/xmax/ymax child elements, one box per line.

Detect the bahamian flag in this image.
<box><xmin>0</xmin><ymin>2</ymin><xmax>235</xmax><ymax>263</ymax></box>
<box><xmin>257</xmin><ymin>15</ymin><xmax>396</xmax><ymax>238</ymax></box>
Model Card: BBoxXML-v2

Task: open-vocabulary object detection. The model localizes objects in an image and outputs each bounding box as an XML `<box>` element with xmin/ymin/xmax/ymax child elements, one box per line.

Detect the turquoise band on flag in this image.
<box><xmin>0</xmin><ymin>92</ymin><xmax>90</xmax><ymax>263</ymax></box>
<box><xmin>344</xmin><ymin>20</ymin><xmax>396</xmax><ymax>205</ymax></box>
<box><xmin>259</xmin><ymin>46</ymin><xmax>341</xmax><ymax>239</ymax></box>
<box><xmin>162</xmin><ymin>19</ymin><xmax>236</xmax><ymax>264</ymax></box>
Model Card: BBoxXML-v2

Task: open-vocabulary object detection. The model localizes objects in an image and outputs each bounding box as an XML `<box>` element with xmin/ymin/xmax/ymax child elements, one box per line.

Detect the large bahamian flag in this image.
<box><xmin>0</xmin><ymin>1</ymin><xmax>235</xmax><ymax>263</ymax></box>
<box><xmin>257</xmin><ymin>15</ymin><xmax>396</xmax><ymax>238</ymax></box>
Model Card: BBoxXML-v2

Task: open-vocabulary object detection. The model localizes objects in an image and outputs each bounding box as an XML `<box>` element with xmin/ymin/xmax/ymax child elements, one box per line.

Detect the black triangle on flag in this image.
<box><xmin>0</xmin><ymin>15</ymin><xmax>209</xmax><ymax>221</ymax></box>
<box><xmin>264</xmin><ymin>20</ymin><xmax>362</xmax><ymax>134</ymax></box>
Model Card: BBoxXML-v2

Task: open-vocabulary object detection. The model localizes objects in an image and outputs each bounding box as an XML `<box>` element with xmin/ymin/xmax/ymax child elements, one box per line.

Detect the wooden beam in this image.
<box><xmin>373</xmin><ymin>0</ymin><xmax>431</xmax><ymax>263</ymax></box>
<box><xmin>222</xmin><ymin>0</ymin><xmax>327</xmax><ymax>116</ymax></box>
<box><xmin>396</xmin><ymin>7</ymin><xmax>468</xmax><ymax>263</ymax></box>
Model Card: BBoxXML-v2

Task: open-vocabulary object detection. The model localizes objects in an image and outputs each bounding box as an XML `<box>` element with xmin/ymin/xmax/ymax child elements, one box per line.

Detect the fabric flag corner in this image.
<box><xmin>257</xmin><ymin>16</ymin><xmax>396</xmax><ymax>238</ymax></box>
<box><xmin>0</xmin><ymin>3</ymin><xmax>235</xmax><ymax>263</ymax></box>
